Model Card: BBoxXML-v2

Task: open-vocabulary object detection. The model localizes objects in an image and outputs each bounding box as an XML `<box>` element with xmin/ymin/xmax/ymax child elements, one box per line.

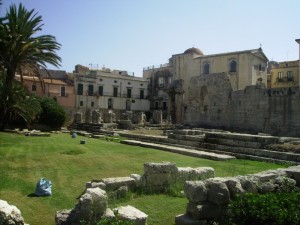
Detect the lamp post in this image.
<box><xmin>296</xmin><ymin>39</ymin><xmax>300</xmax><ymax>87</ymax></box>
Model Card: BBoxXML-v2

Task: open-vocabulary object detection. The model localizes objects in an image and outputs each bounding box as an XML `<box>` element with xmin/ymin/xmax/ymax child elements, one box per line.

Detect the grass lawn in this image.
<box><xmin>0</xmin><ymin>132</ymin><xmax>285</xmax><ymax>225</ymax></box>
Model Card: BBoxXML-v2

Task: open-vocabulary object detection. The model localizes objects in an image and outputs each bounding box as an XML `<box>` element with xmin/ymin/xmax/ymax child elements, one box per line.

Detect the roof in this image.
<box><xmin>38</xmin><ymin>69</ymin><xmax>68</xmax><ymax>79</ymax></box>
<box><xmin>15</xmin><ymin>75</ymin><xmax>69</xmax><ymax>85</ymax></box>
<box><xmin>184</xmin><ymin>47</ymin><xmax>204</xmax><ymax>55</ymax></box>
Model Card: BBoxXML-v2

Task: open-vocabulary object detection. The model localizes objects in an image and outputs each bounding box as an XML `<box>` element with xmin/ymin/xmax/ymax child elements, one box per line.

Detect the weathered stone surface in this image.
<box><xmin>237</xmin><ymin>176</ymin><xmax>260</xmax><ymax>193</ymax></box>
<box><xmin>86</xmin><ymin>181</ymin><xmax>106</xmax><ymax>189</ymax></box>
<box><xmin>175</xmin><ymin>214</ymin><xmax>207</xmax><ymax>225</ymax></box>
<box><xmin>177</xmin><ymin>167</ymin><xmax>214</xmax><ymax>182</ymax></box>
<box><xmin>283</xmin><ymin>166</ymin><xmax>300</xmax><ymax>186</ymax></box>
<box><xmin>114</xmin><ymin>205</ymin><xmax>148</xmax><ymax>225</ymax></box>
<box><xmin>260</xmin><ymin>182</ymin><xmax>276</xmax><ymax>193</ymax></box>
<box><xmin>144</xmin><ymin>162</ymin><xmax>178</xmax><ymax>174</ymax></box>
<box><xmin>130</xmin><ymin>174</ymin><xmax>142</xmax><ymax>187</ymax></box>
<box><xmin>55</xmin><ymin>209</ymin><xmax>72</xmax><ymax>225</ymax></box>
<box><xmin>102</xmin><ymin>208</ymin><xmax>115</xmax><ymax>219</ymax></box>
<box><xmin>206</xmin><ymin>180</ymin><xmax>230</xmax><ymax>206</ymax></box>
<box><xmin>223</xmin><ymin>178</ymin><xmax>244</xmax><ymax>198</ymax></box>
<box><xmin>101</xmin><ymin>177</ymin><xmax>136</xmax><ymax>192</ymax></box>
<box><xmin>0</xmin><ymin>200</ymin><xmax>26</xmax><ymax>225</ymax></box>
<box><xmin>116</xmin><ymin>186</ymin><xmax>128</xmax><ymax>199</ymax></box>
<box><xmin>187</xmin><ymin>202</ymin><xmax>224</xmax><ymax>220</ymax></box>
<box><xmin>141</xmin><ymin>173</ymin><xmax>173</xmax><ymax>187</ymax></box>
<box><xmin>184</xmin><ymin>181</ymin><xmax>207</xmax><ymax>203</ymax></box>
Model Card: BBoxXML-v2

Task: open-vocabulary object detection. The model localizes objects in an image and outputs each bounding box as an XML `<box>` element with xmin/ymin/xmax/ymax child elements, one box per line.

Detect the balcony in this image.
<box><xmin>276</xmin><ymin>77</ymin><xmax>294</xmax><ymax>82</ymax></box>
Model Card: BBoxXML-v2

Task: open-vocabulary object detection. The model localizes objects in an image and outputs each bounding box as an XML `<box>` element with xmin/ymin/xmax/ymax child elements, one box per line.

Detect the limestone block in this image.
<box><xmin>114</xmin><ymin>205</ymin><xmax>148</xmax><ymax>225</ymax></box>
<box><xmin>116</xmin><ymin>186</ymin><xmax>128</xmax><ymax>199</ymax></box>
<box><xmin>55</xmin><ymin>209</ymin><xmax>72</xmax><ymax>225</ymax></box>
<box><xmin>102</xmin><ymin>208</ymin><xmax>115</xmax><ymax>219</ymax></box>
<box><xmin>260</xmin><ymin>182</ymin><xmax>276</xmax><ymax>193</ymax></box>
<box><xmin>130</xmin><ymin>174</ymin><xmax>142</xmax><ymax>187</ymax></box>
<box><xmin>274</xmin><ymin>176</ymin><xmax>297</xmax><ymax>189</ymax></box>
<box><xmin>252</xmin><ymin>172</ymin><xmax>278</xmax><ymax>182</ymax></box>
<box><xmin>223</xmin><ymin>178</ymin><xmax>244</xmax><ymax>198</ymax></box>
<box><xmin>175</xmin><ymin>214</ymin><xmax>208</xmax><ymax>225</ymax></box>
<box><xmin>144</xmin><ymin>162</ymin><xmax>178</xmax><ymax>174</ymax></box>
<box><xmin>85</xmin><ymin>188</ymin><xmax>108</xmax><ymax>216</ymax></box>
<box><xmin>206</xmin><ymin>180</ymin><xmax>230</xmax><ymax>206</ymax></box>
<box><xmin>283</xmin><ymin>166</ymin><xmax>300</xmax><ymax>186</ymax></box>
<box><xmin>86</xmin><ymin>181</ymin><xmax>106</xmax><ymax>189</ymax></box>
<box><xmin>237</xmin><ymin>176</ymin><xmax>260</xmax><ymax>193</ymax></box>
<box><xmin>0</xmin><ymin>200</ymin><xmax>26</xmax><ymax>225</ymax></box>
<box><xmin>178</xmin><ymin>167</ymin><xmax>214</xmax><ymax>182</ymax></box>
<box><xmin>142</xmin><ymin>173</ymin><xmax>173</xmax><ymax>187</ymax></box>
<box><xmin>184</xmin><ymin>181</ymin><xmax>207</xmax><ymax>203</ymax></box>
<box><xmin>101</xmin><ymin>177</ymin><xmax>136</xmax><ymax>192</ymax></box>
<box><xmin>74</xmin><ymin>193</ymin><xmax>93</xmax><ymax>223</ymax></box>
<box><xmin>186</xmin><ymin>202</ymin><xmax>224</xmax><ymax>220</ymax></box>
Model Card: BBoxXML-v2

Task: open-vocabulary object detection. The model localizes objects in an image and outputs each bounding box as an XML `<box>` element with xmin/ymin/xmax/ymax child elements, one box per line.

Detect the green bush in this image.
<box><xmin>224</xmin><ymin>190</ymin><xmax>300</xmax><ymax>225</ymax></box>
<box><xmin>37</xmin><ymin>97</ymin><xmax>66</xmax><ymax>129</ymax></box>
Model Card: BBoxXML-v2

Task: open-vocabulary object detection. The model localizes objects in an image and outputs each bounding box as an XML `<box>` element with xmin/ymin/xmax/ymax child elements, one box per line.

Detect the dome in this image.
<box><xmin>184</xmin><ymin>47</ymin><xmax>204</xmax><ymax>55</ymax></box>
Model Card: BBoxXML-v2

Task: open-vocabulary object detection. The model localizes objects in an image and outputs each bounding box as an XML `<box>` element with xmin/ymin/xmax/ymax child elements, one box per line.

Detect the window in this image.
<box><xmin>113</xmin><ymin>87</ymin><xmax>118</xmax><ymax>97</ymax></box>
<box><xmin>61</xmin><ymin>86</ymin><xmax>66</xmax><ymax>97</ymax></box>
<box><xmin>158</xmin><ymin>77</ymin><xmax>165</xmax><ymax>87</ymax></box>
<box><xmin>229</xmin><ymin>60</ymin><xmax>237</xmax><ymax>72</ymax></box>
<box><xmin>108</xmin><ymin>98</ymin><xmax>113</xmax><ymax>109</ymax></box>
<box><xmin>163</xmin><ymin>102</ymin><xmax>167</xmax><ymax>110</ymax></box>
<box><xmin>98</xmin><ymin>86</ymin><xmax>103</xmax><ymax>96</ymax></box>
<box><xmin>91</xmin><ymin>102</ymin><xmax>94</xmax><ymax>107</ymax></box>
<box><xmin>140</xmin><ymin>89</ymin><xmax>144</xmax><ymax>99</ymax></box>
<box><xmin>88</xmin><ymin>84</ymin><xmax>94</xmax><ymax>96</ymax></box>
<box><xmin>127</xmin><ymin>88</ymin><xmax>132</xmax><ymax>98</ymax></box>
<box><xmin>203</xmin><ymin>63</ymin><xmax>210</xmax><ymax>74</ymax></box>
<box><xmin>278</xmin><ymin>72</ymin><xmax>284</xmax><ymax>82</ymax></box>
<box><xmin>155</xmin><ymin>101</ymin><xmax>159</xmax><ymax>110</ymax></box>
<box><xmin>80</xmin><ymin>101</ymin><xmax>83</xmax><ymax>106</ymax></box>
<box><xmin>78</xmin><ymin>84</ymin><xmax>83</xmax><ymax>95</ymax></box>
<box><xmin>32</xmin><ymin>84</ymin><xmax>36</xmax><ymax>92</ymax></box>
<box><xmin>287</xmin><ymin>71</ymin><xmax>293</xmax><ymax>81</ymax></box>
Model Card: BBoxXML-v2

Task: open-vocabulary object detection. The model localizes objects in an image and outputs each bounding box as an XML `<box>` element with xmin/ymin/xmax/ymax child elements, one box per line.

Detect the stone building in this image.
<box><xmin>269</xmin><ymin>60</ymin><xmax>299</xmax><ymax>88</ymax></box>
<box><xmin>144</xmin><ymin>47</ymin><xmax>268</xmax><ymax>124</ymax></box>
<box><xmin>73</xmin><ymin>65</ymin><xmax>150</xmax><ymax>121</ymax></box>
<box><xmin>15</xmin><ymin>69</ymin><xmax>76</xmax><ymax>112</ymax></box>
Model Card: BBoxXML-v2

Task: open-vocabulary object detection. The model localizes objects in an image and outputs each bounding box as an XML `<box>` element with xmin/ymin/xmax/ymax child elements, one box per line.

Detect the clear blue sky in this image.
<box><xmin>1</xmin><ymin>0</ymin><xmax>300</xmax><ymax>76</ymax></box>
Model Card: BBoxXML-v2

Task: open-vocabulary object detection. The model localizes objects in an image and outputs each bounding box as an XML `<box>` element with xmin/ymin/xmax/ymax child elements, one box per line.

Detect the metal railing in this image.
<box><xmin>143</xmin><ymin>63</ymin><xmax>170</xmax><ymax>71</ymax></box>
<box><xmin>276</xmin><ymin>77</ymin><xmax>294</xmax><ymax>82</ymax></box>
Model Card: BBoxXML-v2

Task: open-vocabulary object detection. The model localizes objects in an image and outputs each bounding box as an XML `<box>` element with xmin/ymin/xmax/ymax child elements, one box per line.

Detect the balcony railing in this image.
<box><xmin>276</xmin><ymin>77</ymin><xmax>294</xmax><ymax>82</ymax></box>
<box><xmin>76</xmin><ymin>91</ymin><xmax>146</xmax><ymax>99</ymax></box>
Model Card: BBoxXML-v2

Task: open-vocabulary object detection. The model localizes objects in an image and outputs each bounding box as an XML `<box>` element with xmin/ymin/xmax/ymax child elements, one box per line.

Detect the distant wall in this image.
<box><xmin>185</xmin><ymin>73</ymin><xmax>300</xmax><ymax>137</ymax></box>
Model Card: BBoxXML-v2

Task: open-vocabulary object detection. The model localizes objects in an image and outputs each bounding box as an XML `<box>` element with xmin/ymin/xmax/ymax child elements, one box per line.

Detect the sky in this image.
<box><xmin>1</xmin><ymin>0</ymin><xmax>300</xmax><ymax>76</ymax></box>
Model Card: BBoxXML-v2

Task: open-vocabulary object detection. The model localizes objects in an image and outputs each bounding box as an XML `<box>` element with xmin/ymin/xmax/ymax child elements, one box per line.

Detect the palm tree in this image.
<box><xmin>0</xmin><ymin>3</ymin><xmax>61</xmax><ymax>130</ymax></box>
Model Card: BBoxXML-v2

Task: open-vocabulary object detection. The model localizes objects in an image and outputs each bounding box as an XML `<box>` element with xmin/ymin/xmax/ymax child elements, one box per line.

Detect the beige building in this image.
<box><xmin>269</xmin><ymin>60</ymin><xmax>299</xmax><ymax>88</ymax></box>
<box><xmin>73</xmin><ymin>65</ymin><xmax>150</xmax><ymax>120</ymax></box>
<box><xmin>144</xmin><ymin>47</ymin><xmax>269</xmax><ymax>123</ymax></box>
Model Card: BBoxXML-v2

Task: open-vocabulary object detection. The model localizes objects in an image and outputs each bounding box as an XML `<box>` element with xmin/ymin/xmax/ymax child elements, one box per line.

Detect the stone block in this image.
<box><xmin>175</xmin><ymin>214</ymin><xmax>207</xmax><ymax>225</ymax></box>
<box><xmin>0</xmin><ymin>200</ymin><xmax>26</xmax><ymax>225</ymax></box>
<box><xmin>114</xmin><ymin>205</ymin><xmax>148</xmax><ymax>225</ymax></box>
<box><xmin>142</xmin><ymin>173</ymin><xmax>173</xmax><ymax>187</ymax></box>
<box><xmin>223</xmin><ymin>178</ymin><xmax>244</xmax><ymax>198</ymax></box>
<box><xmin>206</xmin><ymin>180</ymin><xmax>230</xmax><ymax>206</ymax></box>
<box><xmin>187</xmin><ymin>202</ymin><xmax>224</xmax><ymax>220</ymax></box>
<box><xmin>178</xmin><ymin>167</ymin><xmax>214</xmax><ymax>182</ymax></box>
<box><xmin>184</xmin><ymin>181</ymin><xmax>207</xmax><ymax>203</ymax></box>
<box><xmin>101</xmin><ymin>177</ymin><xmax>136</xmax><ymax>192</ymax></box>
<box><xmin>130</xmin><ymin>174</ymin><xmax>142</xmax><ymax>187</ymax></box>
<box><xmin>144</xmin><ymin>162</ymin><xmax>178</xmax><ymax>174</ymax></box>
<box><xmin>86</xmin><ymin>181</ymin><xmax>106</xmax><ymax>189</ymax></box>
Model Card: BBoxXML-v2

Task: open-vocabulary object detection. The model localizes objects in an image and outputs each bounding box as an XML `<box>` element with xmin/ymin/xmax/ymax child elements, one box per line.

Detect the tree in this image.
<box><xmin>37</xmin><ymin>97</ymin><xmax>66</xmax><ymax>130</ymax></box>
<box><xmin>0</xmin><ymin>3</ymin><xmax>61</xmax><ymax>130</ymax></box>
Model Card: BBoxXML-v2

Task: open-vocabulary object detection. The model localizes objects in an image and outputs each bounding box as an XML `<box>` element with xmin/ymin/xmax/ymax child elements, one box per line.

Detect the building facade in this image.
<box><xmin>73</xmin><ymin>65</ymin><xmax>150</xmax><ymax>121</ymax></box>
<box><xmin>144</xmin><ymin>47</ymin><xmax>269</xmax><ymax>124</ymax></box>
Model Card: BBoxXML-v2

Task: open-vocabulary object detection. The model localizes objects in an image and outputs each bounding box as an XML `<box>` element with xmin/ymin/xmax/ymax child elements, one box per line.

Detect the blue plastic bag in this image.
<box><xmin>35</xmin><ymin>178</ymin><xmax>52</xmax><ymax>196</ymax></box>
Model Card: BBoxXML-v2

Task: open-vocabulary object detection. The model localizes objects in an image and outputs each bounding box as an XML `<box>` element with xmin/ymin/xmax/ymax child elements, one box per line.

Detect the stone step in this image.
<box><xmin>204</xmin><ymin>137</ymin><xmax>262</xmax><ymax>149</ymax></box>
<box><xmin>168</xmin><ymin>133</ymin><xmax>205</xmax><ymax>142</ymax></box>
<box><xmin>205</xmin><ymin>132</ymin><xmax>280</xmax><ymax>145</ymax></box>
<box><xmin>120</xmin><ymin>140</ymin><xmax>235</xmax><ymax>161</ymax></box>
<box><xmin>201</xmin><ymin>142</ymin><xmax>300</xmax><ymax>164</ymax></box>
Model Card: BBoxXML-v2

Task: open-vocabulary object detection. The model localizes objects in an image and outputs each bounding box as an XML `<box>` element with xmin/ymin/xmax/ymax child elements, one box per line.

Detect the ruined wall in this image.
<box><xmin>185</xmin><ymin>73</ymin><xmax>300</xmax><ymax>137</ymax></box>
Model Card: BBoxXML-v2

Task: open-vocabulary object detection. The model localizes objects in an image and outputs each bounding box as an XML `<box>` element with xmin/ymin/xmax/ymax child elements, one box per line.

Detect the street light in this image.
<box><xmin>296</xmin><ymin>39</ymin><xmax>300</xmax><ymax>87</ymax></box>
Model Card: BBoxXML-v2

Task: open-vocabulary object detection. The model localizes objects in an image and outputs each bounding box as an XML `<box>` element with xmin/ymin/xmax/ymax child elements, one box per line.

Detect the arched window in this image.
<box><xmin>108</xmin><ymin>98</ymin><xmax>113</xmax><ymax>109</ymax></box>
<box><xmin>229</xmin><ymin>60</ymin><xmax>237</xmax><ymax>72</ymax></box>
<box><xmin>203</xmin><ymin>63</ymin><xmax>210</xmax><ymax>74</ymax></box>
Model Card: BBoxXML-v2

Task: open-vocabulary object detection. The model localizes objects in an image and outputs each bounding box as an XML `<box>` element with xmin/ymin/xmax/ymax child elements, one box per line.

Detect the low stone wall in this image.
<box><xmin>56</xmin><ymin>162</ymin><xmax>215</xmax><ymax>225</ymax></box>
<box><xmin>175</xmin><ymin>165</ymin><xmax>300</xmax><ymax>225</ymax></box>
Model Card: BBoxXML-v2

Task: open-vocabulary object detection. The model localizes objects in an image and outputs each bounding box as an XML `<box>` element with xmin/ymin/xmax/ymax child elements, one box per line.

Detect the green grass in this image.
<box><xmin>0</xmin><ymin>132</ymin><xmax>284</xmax><ymax>225</ymax></box>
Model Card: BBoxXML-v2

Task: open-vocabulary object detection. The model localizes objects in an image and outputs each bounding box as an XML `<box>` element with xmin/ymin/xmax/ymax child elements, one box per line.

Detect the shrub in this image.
<box><xmin>37</xmin><ymin>97</ymin><xmax>66</xmax><ymax>129</ymax></box>
<box><xmin>223</xmin><ymin>190</ymin><xmax>300</xmax><ymax>225</ymax></box>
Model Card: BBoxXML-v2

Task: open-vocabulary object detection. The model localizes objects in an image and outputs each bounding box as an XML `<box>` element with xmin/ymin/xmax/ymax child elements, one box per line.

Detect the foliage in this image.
<box><xmin>223</xmin><ymin>190</ymin><xmax>300</xmax><ymax>225</ymax></box>
<box><xmin>0</xmin><ymin>75</ymin><xmax>41</xmax><ymax>128</ymax></box>
<box><xmin>37</xmin><ymin>97</ymin><xmax>66</xmax><ymax>129</ymax></box>
<box><xmin>0</xmin><ymin>2</ymin><xmax>61</xmax><ymax>130</ymax></box>
<box><xmin>97</xmin><ymin>212</ymin><xmax>135</xmax><ymax>225</ymax></box>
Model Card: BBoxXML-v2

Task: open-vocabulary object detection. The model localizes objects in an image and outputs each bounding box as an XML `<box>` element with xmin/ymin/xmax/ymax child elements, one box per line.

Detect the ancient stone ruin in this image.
<box><xmin>56</xmin><ymin>162</ymin><xmax>215</xmax><ymax>225</ymax></box>
<box><xmin>0</xmin><ymin>200</ymin><xmax>28</xmax><ymax>225</ymax></box>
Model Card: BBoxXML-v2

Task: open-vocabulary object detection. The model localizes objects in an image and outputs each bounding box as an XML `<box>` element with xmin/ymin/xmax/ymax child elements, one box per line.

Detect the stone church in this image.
<box><xmin>144</xmin><ymin>47</ymin><xmax>300</xmax><ymax>136</ymax></box>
